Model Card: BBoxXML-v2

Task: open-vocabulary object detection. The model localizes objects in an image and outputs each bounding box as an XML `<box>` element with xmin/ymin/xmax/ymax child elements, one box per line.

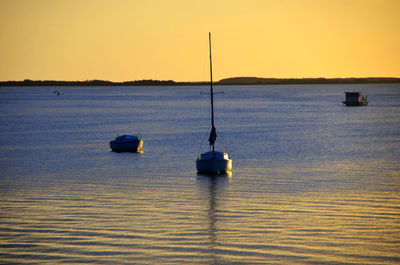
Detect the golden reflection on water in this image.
<box><xmin>194</xmin><ymin>164</ymin><xmax>400</xmax><ymax>264</ymax></box>
<box><xmin>1</xmin><ymin>169</ymin><xmax>399</xmax><ymax>264</ymax></box>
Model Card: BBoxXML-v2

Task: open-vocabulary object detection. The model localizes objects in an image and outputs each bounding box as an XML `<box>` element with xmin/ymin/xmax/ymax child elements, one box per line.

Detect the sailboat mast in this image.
<box><xmin>209</xmin><ymin>32</ymin><xmax>215</xmax><ymax>152</ymax></box>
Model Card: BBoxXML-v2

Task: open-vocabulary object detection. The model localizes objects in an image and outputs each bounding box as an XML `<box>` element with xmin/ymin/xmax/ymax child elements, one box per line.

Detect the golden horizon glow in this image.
<box><xmin>0</xmin><ymin>0</ymin><xmax>399</xmax><ymax>82</ymax></box>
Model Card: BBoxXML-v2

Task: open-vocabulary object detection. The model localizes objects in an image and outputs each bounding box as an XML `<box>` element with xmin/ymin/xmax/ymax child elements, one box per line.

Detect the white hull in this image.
<box><xmin>110</xmin><ymin>139</ymin><xmax>143</xmax><ymax>152</ymax></box>
<box><xmin>196</xmin><ymin>158</ymin><xmax>232</xmax><ymax>174</ymax></box>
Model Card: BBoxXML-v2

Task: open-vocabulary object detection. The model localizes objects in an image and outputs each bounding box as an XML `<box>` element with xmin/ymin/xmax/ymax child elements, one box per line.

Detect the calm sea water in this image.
<box><xmin>0</xmin><ymin>84</ymin><xmax>399</xmax><ymax>264</ymax></box>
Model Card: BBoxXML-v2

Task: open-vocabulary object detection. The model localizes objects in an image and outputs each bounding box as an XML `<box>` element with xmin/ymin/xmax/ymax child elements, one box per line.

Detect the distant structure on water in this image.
<box><xmin>343</xmin><ymin>92</ymin><xmax>368</xmax><ymax>106</ymax></box>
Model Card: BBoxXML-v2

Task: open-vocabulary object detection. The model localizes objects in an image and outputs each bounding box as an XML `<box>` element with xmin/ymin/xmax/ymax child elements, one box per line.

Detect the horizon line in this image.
<box><xmin>1</xmin><ymin>77</ymin><xmax>400</xmax><ymax>87</ymax></box>
<box><xmin>1</xmin><ymin>76</ymin><xmax>400</xmax><ymax>83</ymax></box>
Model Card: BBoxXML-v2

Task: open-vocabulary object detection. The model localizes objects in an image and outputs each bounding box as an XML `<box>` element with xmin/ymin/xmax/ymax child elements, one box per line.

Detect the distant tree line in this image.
<box><xmin>217</xmin><ymin>77</ymin><xmax>400</xmax><ymax>85</ymax></box>
<box><xmin>1</xmin><ymin>77</ymin><xmax>399</xmax><ymax>87</ymax></box>
<box><xmin>0</xmin><ymin>79</ymin><xmax>180</xmax><ymax>86</ymax></box>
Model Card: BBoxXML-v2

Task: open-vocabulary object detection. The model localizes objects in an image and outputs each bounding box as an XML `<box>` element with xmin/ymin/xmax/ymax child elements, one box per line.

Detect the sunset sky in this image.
<box><xmin>0</xmin><ymin>0</ymin><xmax>399</xmax><ymax>82</ymax></box>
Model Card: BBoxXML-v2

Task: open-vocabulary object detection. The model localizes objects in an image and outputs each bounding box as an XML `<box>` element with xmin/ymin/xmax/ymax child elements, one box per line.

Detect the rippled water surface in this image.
<box><xmin>1</xmin><ymin>84</ymin><xmax>399</xmax><ymax>264</ymax></box>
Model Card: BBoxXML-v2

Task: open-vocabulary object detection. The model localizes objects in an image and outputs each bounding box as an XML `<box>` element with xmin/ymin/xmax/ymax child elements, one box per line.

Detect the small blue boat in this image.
<box><xmin>110</xmin><ymin>135</ymin><xmax>143</xmax><ymax>153</ymax></box>
<box><xmin>197</xmin><ymin>151</ymin><xmax>232</xmax><ymax>174</ymax></box>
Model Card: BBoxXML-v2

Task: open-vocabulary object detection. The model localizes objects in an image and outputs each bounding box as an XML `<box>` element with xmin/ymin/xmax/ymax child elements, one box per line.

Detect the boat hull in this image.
<box><xmin>196</xmin><ymin>158</ymin><xmax>232</xmax><ymax>174</ymax></box>
<box><xmin>110</xmin><ymin>139</ymin><xmax>143</xmax><ymax>153</ymax></box>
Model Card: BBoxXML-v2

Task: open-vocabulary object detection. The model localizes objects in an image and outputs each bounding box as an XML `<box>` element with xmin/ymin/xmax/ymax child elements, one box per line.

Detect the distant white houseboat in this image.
<box><xmin>343</xmin><ymin>92</ymin><xmax>368</xmax><ymax>106</ymax></box>
<box><xmin>110</xmin><ymin>135</ymin><xmax>143</xmax><ymax>153</ymax></box>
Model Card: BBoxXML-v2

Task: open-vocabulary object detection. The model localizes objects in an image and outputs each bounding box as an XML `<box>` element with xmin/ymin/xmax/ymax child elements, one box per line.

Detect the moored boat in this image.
<box><xmin>110</xmin><ymin>134</ymin><xmax>143</xmax><ymax>153</ymax></box>
<box><xmin>196</xmin><ymin>33</ymin><xmax>232</xmax><ymax>175</ymax></box>
<box><xmin>343</xmin><ymin>92</ymin><xmax>368</xmax><ymax>106</ymax></box>
<box><xmin>197</xmin><ymin>151</ymin><xmax>232</xmax><ymax>174</ymax></box>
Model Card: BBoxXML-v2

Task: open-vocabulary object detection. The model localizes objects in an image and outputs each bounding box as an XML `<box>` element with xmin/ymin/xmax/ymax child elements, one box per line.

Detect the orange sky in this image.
<box><xmin>0</xmin><ymin>0</ymin><xmax>399</xmax><ymax>82</ymax></box>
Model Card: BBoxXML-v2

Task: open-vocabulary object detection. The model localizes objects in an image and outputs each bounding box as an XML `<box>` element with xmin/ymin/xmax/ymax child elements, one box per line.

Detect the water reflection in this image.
<box><xmin>196</xmin><ymin>173</ymin><xmax>231</xmax><ymax>264</ymax></box>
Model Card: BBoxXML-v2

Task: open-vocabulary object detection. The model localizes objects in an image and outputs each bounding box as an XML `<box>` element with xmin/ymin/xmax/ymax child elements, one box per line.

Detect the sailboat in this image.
<box><xmin>196</xmin><ymin>33</ymin><xmax>232</xmax><ymax>174</ymax></box>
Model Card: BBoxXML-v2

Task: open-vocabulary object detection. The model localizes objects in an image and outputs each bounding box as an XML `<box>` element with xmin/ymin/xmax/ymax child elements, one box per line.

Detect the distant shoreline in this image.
<box><xmin>1</xmin><ymin>77</ymin><xmax>400</xmax><ymax>87</ymax></box>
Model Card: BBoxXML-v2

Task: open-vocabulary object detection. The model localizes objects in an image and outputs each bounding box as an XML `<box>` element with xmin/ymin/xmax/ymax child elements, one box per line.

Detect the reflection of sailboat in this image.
<box><xmin>206</xmin><ymin>177</ymin><xmax>218</xmax><ymax>250</ymax></box>
<box><xmin>196</xmin><ymin>33</ymin><xmax>232</xmax><ymax>174</ymax></box>
<box><xmin>196</xmin><ymin>175</ymin><xmax>230</xmax><ymax>264</ymax></box>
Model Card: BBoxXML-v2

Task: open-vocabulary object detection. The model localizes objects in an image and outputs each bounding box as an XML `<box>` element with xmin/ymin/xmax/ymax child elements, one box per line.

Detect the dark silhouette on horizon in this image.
<box><xmin>1</xmin><ymin>77</ymin><xmax>399</xmax><ymax>87</ymax></box>
<box><xmin>217</xmin><ymin>77</ymin><xmax>400</xmax><ymax>85</ymax></box>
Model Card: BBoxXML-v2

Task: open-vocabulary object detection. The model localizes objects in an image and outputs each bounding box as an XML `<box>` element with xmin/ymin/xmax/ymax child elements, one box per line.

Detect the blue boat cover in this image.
<box><xmin>115</xmin><ymin>135</ymin><xmax>139</xmax><ymax>142</ymax></box>
<box><xmin>200</xmin><ymin>151</ymin><xmax>229</xmax><ymax>160</ymax></box>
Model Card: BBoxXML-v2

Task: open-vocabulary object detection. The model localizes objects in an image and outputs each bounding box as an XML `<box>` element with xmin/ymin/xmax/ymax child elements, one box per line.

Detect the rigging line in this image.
<box><xmin>197</xmin><ymin>125</ymin><xmax>211</xmax><ymax>157</ymax></box>
<box><xmin>218</xmin><ymin>130</ymin><xmax>231</xmax><ymax>155</ymax></box>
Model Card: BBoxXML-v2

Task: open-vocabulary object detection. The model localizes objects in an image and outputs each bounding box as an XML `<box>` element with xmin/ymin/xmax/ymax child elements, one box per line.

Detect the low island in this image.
<box><xmin>1</xmin><ymin>77</ymin><xmax>399</xmax><ymax>87</ymax></box>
